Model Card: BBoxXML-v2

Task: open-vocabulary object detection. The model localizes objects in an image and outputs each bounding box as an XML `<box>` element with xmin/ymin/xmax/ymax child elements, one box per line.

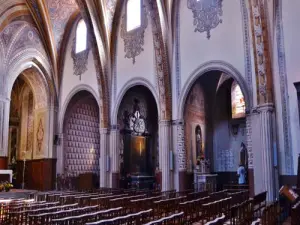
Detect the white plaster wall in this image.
<box><xmin>115</xmin><ymin>13</ymin><xmax>156</xmax><ymax>102</ymax></box>
<box><xmin>179</xmin><ymin>0</ymin><xmax>246</xmax><ymax>91</ymax></box>
<box><xmin>59</xmin><ymin>26</ymin><xmax>100</xmax><ymax>113</ymax></box>
<box><xmin>281</xmin><ymin>1</ymin><xmax>300</xmax><ymax>175</ymax></box>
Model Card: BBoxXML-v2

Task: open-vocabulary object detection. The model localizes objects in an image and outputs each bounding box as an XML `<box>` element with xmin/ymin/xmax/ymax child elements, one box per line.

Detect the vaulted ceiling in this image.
<box><xmin>0</xmin><ymin>0</ymin><xmax>173</xmax><ymax>89</ymax></box>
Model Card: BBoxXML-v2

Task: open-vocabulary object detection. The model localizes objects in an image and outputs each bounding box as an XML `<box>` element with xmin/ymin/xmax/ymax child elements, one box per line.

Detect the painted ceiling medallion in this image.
<box><xmin>187</xmin><ymin>0</ymin><xmax>223</xmax><ymax>39</ymax></box>
<box><xmin>71</xmin><ymin>37</ymin><xmax>90</xmax><ymax>80</ymax></box>
<box><xmin>121</xmin><ymin>3</ymin><xmax>148</xmax><ymax>64</ymax></box>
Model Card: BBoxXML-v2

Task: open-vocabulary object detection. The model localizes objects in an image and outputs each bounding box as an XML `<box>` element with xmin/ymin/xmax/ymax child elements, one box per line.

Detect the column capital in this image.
<box><xmin>253</xmin><ymin>103</ymin><xmax>275</xmax><ymax>114</ymax></box>
<box><xmin>100</xmin><ymin>128</ymin><xmax>109</xmax><ymax>135</ymax></box>
<box><xmin>0</xmin><ymin>95</ymin><xmax>10</xmax><ymax>103</ymax></box>
<box><xmin>172</xmin><ymin>119</ymin><xmax>184</xmax><ymax>126</ymax></box>
<box><xmin>110</xmin><ymin>124</ymin><xmax>120</xmax><ymax>131</ymax></box>
<box><xmin>159</xmin><ymin>120</ymin><xmax>171</xmax><ymax>126</ymax></box>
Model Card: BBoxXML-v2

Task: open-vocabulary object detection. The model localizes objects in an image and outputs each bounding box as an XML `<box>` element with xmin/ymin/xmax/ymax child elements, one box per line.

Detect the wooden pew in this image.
<box><xmin>10</xmin><ymin>202</ymin><xmax>78</xmax><ymax>225</ymax></box>
<box><xmin>204</xmin><ymin>214</ymin><xmax>226</xmax><ymax>225</ymax></box>
<box><xmin>200</xmin><ymin>197</ymin><xmax>231</xmax><ymax>224</ymax></box>
<box><xmin>51</xmin><ymin>207</ymin><xmax>124</xmax><ymax>225</ymax></box>
<box><xmin>291</xmin><ymin>200</ymin><xmax>300</xmax><ymax>225</ymax></box>
<box><xmin>144</xmin><ymin>211</ymin><xmax>184</xmax><ymax>225</ymax></box>
<box><xmin>90</xmin><ymin>194</ymin><xmax>129</xmax><ymax>208</ymax></box>
<box><xmin>230</xmin><ymin>199</ymin><xmax>253</xmax><ymax>225</ymax></box>
<box><xmin>130</xmin><ymin>195</ymin><xmax>163</xmax><ymax>211</ymax></box>
<box><xmin>260</xmin><ymin>201</ymin><xmax>280</xmax><ymax>225</ymax></box>
<box><xmin>187</xmin><ymin>190</ymin><xmax>208</xmax><ymax>201</ymax></box>
<box><xmin>7</xmin><ymin>201</ymin><xmax>60</xmax><ymax>224</ymax></box>
<box><xmin>209</xmin><ymin>190</ymin><xmax>227</xmax><ymax>201</ymax></box>
<box><xmin>153</xmin><ymin>196</ymin><xmax>186</xmax><ymax>217</ymax></box>
<box><xmin>28</xmin><ymin>205</ymin><xmax>99</xmax><ymax>225</ymax></box>
<box><xmin>228</xmin><ymin>190</ymin><xmax>249</xmax><ymax>206</ymax></box>
<box><xmin>179</xmin><ymin>196</ymin><xmax>211</xmax><ymax>223</ymax></box>
<box><xmin>109</xmin><ymin>194</ymin><xmax>146</xmax><ymax>208</ymax></box>
<box><xmin>85</xmin><ymin>209</ymin><xmax>153</xmax><ymax>225</ymax></box>
<box><xmin>252</xmin><ymin>191</ymin><xmax>267</xmax><ymax>218</ymax></box>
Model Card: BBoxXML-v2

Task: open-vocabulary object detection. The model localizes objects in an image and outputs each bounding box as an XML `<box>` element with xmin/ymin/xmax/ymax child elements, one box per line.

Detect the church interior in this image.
<box><xmin>0</xmin><ymin>0</ymin><xmax>300</xmax><ymax>224</ymax></box>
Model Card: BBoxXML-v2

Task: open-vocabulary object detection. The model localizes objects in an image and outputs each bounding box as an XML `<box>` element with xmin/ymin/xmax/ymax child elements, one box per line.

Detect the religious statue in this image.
<box><xmin>239</xmin><ymin>142</ymin><xmax>248</xmax><ymax>168</ymax></box>
<box><xmin>195</xmin><ymin>125</ymin><xmax>204</xmax><ymax>159</ymax></box>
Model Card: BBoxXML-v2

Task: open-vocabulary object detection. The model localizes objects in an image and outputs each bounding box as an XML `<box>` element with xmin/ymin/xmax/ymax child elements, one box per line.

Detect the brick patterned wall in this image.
<box><xmin>64</xmin><ymin>97</ymin><xmax>100</xmax><ymax>176</ymax></box>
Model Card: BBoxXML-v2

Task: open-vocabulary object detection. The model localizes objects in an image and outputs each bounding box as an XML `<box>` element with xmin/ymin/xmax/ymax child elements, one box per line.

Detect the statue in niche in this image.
<box><xmin>195</xmin><ymin>125</ymin><xmax>204</xmax><ymax>159</ymax></box>
<box><xmin>240</xmin><ymin>142</ymin><xmax>248</xmax><ymax>168</ymax></box>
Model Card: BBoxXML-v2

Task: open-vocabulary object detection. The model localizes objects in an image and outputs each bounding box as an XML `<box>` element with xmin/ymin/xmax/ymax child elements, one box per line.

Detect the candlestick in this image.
<box><xmin>139</xmin><ymin>141</ymin><xmax>142</xmax><ymax>156</ymax></box>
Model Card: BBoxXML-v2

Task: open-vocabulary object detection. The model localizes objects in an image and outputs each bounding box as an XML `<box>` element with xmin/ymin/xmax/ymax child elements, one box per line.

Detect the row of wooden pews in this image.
<box><xmin>0</xmin><ymin>188</ymin><xmax>273</xmax><ymax>225</ymax></box>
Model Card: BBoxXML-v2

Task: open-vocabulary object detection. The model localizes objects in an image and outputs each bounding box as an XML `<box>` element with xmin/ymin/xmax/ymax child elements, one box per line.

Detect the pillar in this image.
<box><xmin>100</xmin><ymin>128</ymin><xmax>109</xmax><ymax>187</ymax></box>
<box><xmin>249</xmin><ymin>0</ymin><xmax>277</xmax><ymax>201</ymax></box>
<box><xmin>56</xmin><ymin>133</ymin><xmax>64</xmax><ymax>175</ymax></box>
<box><xmin>173</xmin><ymin>120</ymin><xmax>186</xmax><ymax>191</ymax></box>
<box><xmin>0</xmin><ymin>95</ymin><xmax>10</xmax><ymax>168</ymax></box>
<box><xmin>257</xmin><ymin>104</ymin><xmax>275</xmax><ymax>201</ymax></box>
<box><xmin>110</xmin><ymin>125</ymin><xmax>119</xmax><ymax>188</ymax></box>
<box><xmin>159</xmin><ymin>120</ymin><xmax>172</xmax><ymax>191</ymax></box>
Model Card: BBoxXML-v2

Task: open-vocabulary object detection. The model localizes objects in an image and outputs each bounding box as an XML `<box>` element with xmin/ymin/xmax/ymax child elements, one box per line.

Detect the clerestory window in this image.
<box><xmin>75</xmin><ymin>19</ymin><xmax>87</xmax><ymax>53</ymax></box>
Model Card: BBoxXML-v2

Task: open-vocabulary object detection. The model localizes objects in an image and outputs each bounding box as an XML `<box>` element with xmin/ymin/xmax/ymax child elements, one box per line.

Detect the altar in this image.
<box><xmin>0</xmin><ymin>170</ymin><xmax>13</xmax><ymax>183</ymax></box>
<box><xmin>194</xmin><ymin>172</ymin><xmax>217</xmax><ymax>192</ymax></box>
<box><xmin>130</xmin><ymin>175</ymin><xmax>155</xmax><ymax>189</ymax></box>
<box><xmin>193</xmin><ymin>159</ymin><xmax>217</xmax><ymax>192</ymax></box>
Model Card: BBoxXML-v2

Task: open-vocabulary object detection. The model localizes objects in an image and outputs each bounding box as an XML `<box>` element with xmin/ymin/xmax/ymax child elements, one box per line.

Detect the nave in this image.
<box><xmin>0</xmin><ymin>187</ymin><xmax>299</xmax><ymax>225</ymax></box>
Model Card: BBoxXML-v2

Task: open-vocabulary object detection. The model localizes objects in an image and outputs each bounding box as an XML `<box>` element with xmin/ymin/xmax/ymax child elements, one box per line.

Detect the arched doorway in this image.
<box><xmin>117</xmin><ymin>85</ymin><xmax>158</xmax><ymax>189</ymax></box>
<box><xmin>7</xmin><ymin>67</ymin><xmax>53</xmax><ymax>190</ymax></box>
<box><xmin>62</xmin><ymin>91</ymin><xmax>100</xmax><ymax>190</ymax></box>
<box><xmin>183</xmin><ymin>70</ymin><xmax>249</xmax><ymax>191</ymax></box>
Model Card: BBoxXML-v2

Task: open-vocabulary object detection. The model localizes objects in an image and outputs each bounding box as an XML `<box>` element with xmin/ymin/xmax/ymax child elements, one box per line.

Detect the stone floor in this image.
<box><xmin>0</xmin><ymin>189</ymin><xmax>37</xmax><ymax>199</ymax></box>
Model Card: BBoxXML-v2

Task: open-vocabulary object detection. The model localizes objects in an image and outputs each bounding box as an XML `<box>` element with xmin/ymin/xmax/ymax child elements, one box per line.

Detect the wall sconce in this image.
<box><xmin>231</xmin><ymin>124</ymin><xmax>239</xmax><ymax>136</ymax></box>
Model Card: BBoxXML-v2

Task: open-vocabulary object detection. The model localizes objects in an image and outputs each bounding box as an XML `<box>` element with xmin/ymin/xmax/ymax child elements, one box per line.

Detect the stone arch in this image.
<box><xmin>58</xmin><ymin>84</ymin><xmax>100</xmax><ymax>134</ymax></box>
<box><xmin>110</xmin><ymin>0</ymin><xmax>171</xmax><ymax>121</ymax></box>
<box><xmin>112</xmin><ymin>78</ymin><xmax>160</xmax><ymax>126</ymax></box>
<box><xmin>178</xmin><ymin>60</ymin><xmax>252</xmax><ymax>120</ymax></box>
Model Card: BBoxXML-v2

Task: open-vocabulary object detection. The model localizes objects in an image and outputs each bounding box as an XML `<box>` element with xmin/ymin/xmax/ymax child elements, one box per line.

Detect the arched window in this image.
<box><xmin>231</xmin><ymin>81</ymin><xmax>245</xmax><ymax>119</ymax></box>
<box><xmin>126</xmin><ymin>0</ymin><xmax>141</xmax><ymax>32</ymax></box>
<box><xmin>75</xmin><ymin>19</ymin><xmax>87</xmax><ymax>53</ymax></box>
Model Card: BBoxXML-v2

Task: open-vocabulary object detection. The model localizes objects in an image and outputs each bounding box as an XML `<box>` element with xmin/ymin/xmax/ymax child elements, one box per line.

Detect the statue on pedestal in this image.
<box><xmin>239</xmin><ymin>142</ymin><xmax>248</xmax><ymax>168</ymax></box>
<box><xmin>195</xmin><ymin>125</ymin><xmax>204</xmax><ymax>159</ymax></box>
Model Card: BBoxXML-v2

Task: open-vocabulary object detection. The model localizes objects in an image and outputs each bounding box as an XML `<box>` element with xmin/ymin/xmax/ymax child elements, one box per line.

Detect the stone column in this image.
<box><xmin>174</xmin><ymin>120</ymin><xmax>186</xmax><ymax>191</ymax></box>
<box><xmin>110</xmin><ymin>125</ymin><xmax>119</xmax><ymax>188</ymax></box>
<box><xmin>246</xmin><ymin>112</ymin><xmax>255</xmax><ymax>197</ymax></box>
<box><xmin>0</xmin><ymin>95</ymin><xmax>10</xmax><ymax>158</ymax></box>
<box><xmin>100</xmin><ymin>128</ymin><xmax>109</xmax><ymax>187</ymax></box>
<box><xmin>159</xmin><ymin>120</ymin><xmax>172</xmax><ymax>191</ymax></box>
<box><xmin>257</xmin><ymin>104</ymin><xmax>275</xmax><ymax>201</ymax></box>
<box><xmin>56</xmin><ymin>133</ymin><xmax>64</xmax><ymax>175</ymax></box>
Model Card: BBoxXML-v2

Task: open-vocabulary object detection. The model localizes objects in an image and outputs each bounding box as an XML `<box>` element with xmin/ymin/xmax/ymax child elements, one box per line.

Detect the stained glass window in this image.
<box><xmin>231</xmin><ymin>81</ymin><xmax>245</xmax><ymax>119</ymax></box>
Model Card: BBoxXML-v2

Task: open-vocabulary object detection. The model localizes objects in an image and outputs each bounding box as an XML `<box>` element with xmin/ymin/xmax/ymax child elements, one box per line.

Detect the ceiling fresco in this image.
<box><xmin>46</xmin><ymin>0</ymin><xmax>78</xmax><ymax>50</ymax></box>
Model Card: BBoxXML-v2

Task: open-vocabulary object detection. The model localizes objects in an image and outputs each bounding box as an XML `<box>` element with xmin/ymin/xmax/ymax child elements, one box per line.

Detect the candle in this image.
<box><xmin>139</xmin><ymin>141</ymin><xmax>142</xmax><ymax>156</ymax></box>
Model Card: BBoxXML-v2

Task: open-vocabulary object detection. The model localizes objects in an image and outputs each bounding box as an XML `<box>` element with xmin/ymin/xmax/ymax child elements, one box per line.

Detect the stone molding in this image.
<box><xmin>275</xmin><ymin>0</ymin><xmax>293</xmax><ymax>175</ymax></box>
<box><xmin>248</xmin><ymin>0</ymin><xmax>273</xmax><ymax>104</ymax></box>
